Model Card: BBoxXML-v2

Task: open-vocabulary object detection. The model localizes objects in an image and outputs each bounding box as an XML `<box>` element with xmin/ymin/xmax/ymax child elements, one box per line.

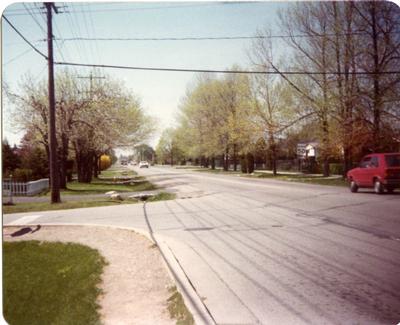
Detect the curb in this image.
<box><xmin>3</xmin><ymin>222</ymin><xmax>215</xmax><ymax>325</ymax></box>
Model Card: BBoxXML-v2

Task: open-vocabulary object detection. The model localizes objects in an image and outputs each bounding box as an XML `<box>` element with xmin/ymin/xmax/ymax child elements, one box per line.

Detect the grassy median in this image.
<box><xmin>61</xmin><ymin>178</ymin><xmax>156</xmax><ymax>195</ymax></box>
<box><xmin>3</xmin><ymin>240</ymin><xmax>107</xmax><ymax>325</ymax></box>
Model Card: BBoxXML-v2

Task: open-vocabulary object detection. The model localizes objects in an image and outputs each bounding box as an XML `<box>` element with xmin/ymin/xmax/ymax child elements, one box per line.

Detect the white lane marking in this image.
<box><xmin>8</xmin><ymin>215</ymin><xmax>43</xmax><ymax>225</ymax></box>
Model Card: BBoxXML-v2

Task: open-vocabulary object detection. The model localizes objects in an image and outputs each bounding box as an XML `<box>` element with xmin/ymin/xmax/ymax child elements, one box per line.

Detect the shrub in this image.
<box><xmin>329</xmin><ymin>163</ymin><xmax>344</xmax><ymax>175</ymax></box>
<box><xmin>99</xmin><ymin>155</ymin><xmax>111</xmax><ymax>170</ymax></box>
<box><xmin>12</xmin><ymin>168</ymin><xmax>33</xmax><ymax>182</ymax></box>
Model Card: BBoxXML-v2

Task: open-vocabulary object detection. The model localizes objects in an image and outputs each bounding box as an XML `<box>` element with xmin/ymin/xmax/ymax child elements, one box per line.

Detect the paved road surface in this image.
<box><xmin>4</xmin><ymin>165</ymin><xmax>400</xmax><ymax>325</ymax></box>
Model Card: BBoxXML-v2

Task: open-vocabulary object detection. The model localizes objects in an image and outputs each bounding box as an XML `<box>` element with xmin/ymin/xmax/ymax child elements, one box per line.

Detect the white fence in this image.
<box><xmin>3</xmin><ymin>178</ymin><xmax>49</xmax><ymax>196</ymax></box>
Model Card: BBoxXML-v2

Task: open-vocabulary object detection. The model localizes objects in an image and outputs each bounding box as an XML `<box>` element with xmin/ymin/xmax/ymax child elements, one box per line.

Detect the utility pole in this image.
<box><xmin>45</xmin><ymin>2</ymin><xmax>61</xmax><ymax>203</ymax></box>
<box><xmin>78</xmin><ymin>71</ymin><xmax>105</xmax><ymax>99</ymax></box>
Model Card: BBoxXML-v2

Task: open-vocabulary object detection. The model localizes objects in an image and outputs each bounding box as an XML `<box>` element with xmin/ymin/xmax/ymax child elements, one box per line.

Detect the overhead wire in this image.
<box><xmin>5</xmin><ymin>8</ymin><xmax>400</xmax><ymax>78</ymax></box>
<box><xmin>43</xmin><ymin>31</ymin><xmax>400</xmax><ymax>43</ymax></box>
<box><xmin>4</xmin><ymin>3</ymin><xmax>221</xmax><ymax>16</ymax></box>
<box><xmin>84</xmin><ymin>3</ymin><xmax>106</xmax><ymax>76</ymax></box>
<box><xmin>69</xmin><ymin>3</ymin><xmax>91</xmax><ymax>66</ymax></box>
<box><xmin>78</xmin><ymin>3</ymin><xmax>96</xmax><ymax>62</ymax></box>
<box><xmin>4</xmin><ymin>47</ymin><xmax>33</xmax><ymax>65</ymax></box>
<box><xmin>22</xmin><ymin>3</ymin><xmax>46</xmax><ymax>34</ymax></box>
<box><xmin>3</xmin><ymin>16</ymin><xmax>48</xmax><ymax>60</ymax></box>
<box><xmin>30</xmin><ymin>3</ymin><xmax>68</xmax><ymax>64</ymax></box>
<box><xmin>63</xmin><ymin>4</ymin><xmax>85</xmax><ymax>63</ymax></box>
<box><xmin>54</xmin><ymin>61</ymin><xmax>400</xmax><ymax>76</ymax></box>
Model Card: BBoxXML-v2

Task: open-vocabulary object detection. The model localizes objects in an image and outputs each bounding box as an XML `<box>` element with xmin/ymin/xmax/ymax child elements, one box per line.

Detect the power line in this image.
<box><xmin>4</xmin><ymin>3</ymin><xmax>220</xmax><ymax>16</ymax></box>
<box><xmin>83</xmin><ymin>3</ymin><xmax>105</xmax><ymax>75</ymax></box>
<box><xmin>54</xmin><ymin>61</ymin><xmax>400</xmax><ymax>76</ymax></box>
<box><xmin>45</xmin><ymin>31</ymin><xmax>400</xmax><ymax>43</ymax></box>
<box><xmin>64</xmin><ymin>6</ymin><xmax>86</xmax><ymax>62</ymax></box>
<box><xmin>4</xmin><ymin>48</ymin><xmax>32</xmax><ymax>65</ymax></box>
<box><xmin>52</xmin><ymin>36</ymin><xmax>286</xmax><ymax>41</ymax></box>
<box><xmin>23</xmin><ymin>3</ymin><xmax>46</xmax><ymax>34</ymax></box>
<box><xmin>3</xmin><ymin>16</ymin><xmax>48</xmax><ymax>60</ymax></box>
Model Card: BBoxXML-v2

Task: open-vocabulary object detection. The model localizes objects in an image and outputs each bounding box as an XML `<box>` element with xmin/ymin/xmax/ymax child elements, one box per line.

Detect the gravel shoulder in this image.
<box><xmin>3</xmin><ymin>225</ymin><xmax>175</xmax><ymax>325</ymax></box>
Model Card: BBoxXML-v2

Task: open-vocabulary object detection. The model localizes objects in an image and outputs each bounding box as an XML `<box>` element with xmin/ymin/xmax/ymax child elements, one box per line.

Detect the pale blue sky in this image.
<box><xmin>2</xmin><ymin>1</ymin><xmax>288</xmax><ymax>148</ymax></box>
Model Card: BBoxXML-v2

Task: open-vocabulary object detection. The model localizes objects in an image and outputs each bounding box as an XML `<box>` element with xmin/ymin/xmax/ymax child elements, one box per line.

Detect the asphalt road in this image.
<box><xmin>4</xmin><ymin>165</ymin><xmax>400</xmax><ymax>325</ymax></box>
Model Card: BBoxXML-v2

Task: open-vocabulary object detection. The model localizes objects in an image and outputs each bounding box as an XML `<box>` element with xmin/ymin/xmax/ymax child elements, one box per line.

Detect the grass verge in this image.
<box><xmin>98</xmin><ymin>168</ymin><xmax>137</xmax><ymax>178</ymax></box>
<box><xmin>193</xmin><ymin>168</ymin><xmax>241</xmax><ymax>175</ymax></box>
<box><xmin>192</xmin><ymin>168</ymin><xmax>347</xmax><ymax>187</ymax></box>
<box><xmin>61</xmin><ymin>179</ymin><xmax>156</xmax><ymax>195</ymax></box>
<box><xmin>252</xmin><ymin>172</ymin><xmax>347</xmax><ymax>186</ymax></box>
<box><xmin>3</xmin><ymin>192</ymin><xmax>176</xmax><ymax>214</ymax></box>
<box><xmin>147</xmin><ymin>192</ymin><xmax>176</xmax><ymax>202</ymax></box>
<box><xmin>167</xmin><ymin>286</ymin><xmax>194</xmax><ymax>325</ymax></box>
<box><xmin>3</xmin><ymin>240</ymin><xmax>107</xmax><ymax>325</ymax></box>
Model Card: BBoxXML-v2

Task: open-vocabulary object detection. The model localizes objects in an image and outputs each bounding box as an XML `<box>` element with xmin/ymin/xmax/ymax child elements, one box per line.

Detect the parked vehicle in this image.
<box><xmin>139</xmin><ymin>161</ymin><xmax>149</xmax><ymax>168</ymax></box>
<box><xmin>347</xmin><ymin>153</ymin><xmax>400</xmax><ymax>194</ymax></box>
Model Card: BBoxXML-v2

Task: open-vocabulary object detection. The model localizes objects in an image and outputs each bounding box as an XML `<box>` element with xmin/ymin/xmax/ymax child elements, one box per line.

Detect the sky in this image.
<box><xmin>1</xmin><ymin>1</ymin><xmax>289</xmax><ymax>150</ymax></box>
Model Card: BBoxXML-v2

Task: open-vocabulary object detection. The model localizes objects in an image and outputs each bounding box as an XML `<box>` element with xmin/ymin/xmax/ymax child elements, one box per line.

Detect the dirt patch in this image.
<box><xmin>3</xmin><ymin>225</ymin><xmax>175</xmax><ymax>325</ymax></box>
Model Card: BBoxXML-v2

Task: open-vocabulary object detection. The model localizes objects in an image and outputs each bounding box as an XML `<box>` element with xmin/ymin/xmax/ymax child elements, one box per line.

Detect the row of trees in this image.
<box><xmin>156</xmin><ymin>1</ymin><xmax>400</xmax><ymax>176</ymax></box>
<box><xmin>6</xmin><ymin>69</ymin><xmax>154</xmax><ymax>186</ymax></box>
<box><xmin>2</xmin><ymin>138</ymin><xmax>48</xmax><ymax>182</ymax></box>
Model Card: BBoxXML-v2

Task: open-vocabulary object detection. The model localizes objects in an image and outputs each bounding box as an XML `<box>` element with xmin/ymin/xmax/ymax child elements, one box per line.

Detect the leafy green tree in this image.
<box><xmin>156</xmin><ymin>128</ymin><xmax>185</xmax><ymax>165</ymax></box>
<box><xmin>2</xmin><ymin>139</ymin><xmax>21</xmax><ymax>175</ymax></box>
<box><xmin>7</xmin><ymin>70</ymin><xmax>155</xmax><ymax>184</ymax></box>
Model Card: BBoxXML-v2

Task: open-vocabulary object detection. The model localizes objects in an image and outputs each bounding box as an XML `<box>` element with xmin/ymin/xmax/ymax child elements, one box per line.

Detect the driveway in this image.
<box><xmin>4</xmin><ymin>165</ymin><xmax>400</xmax><ymax>324</ymax></box>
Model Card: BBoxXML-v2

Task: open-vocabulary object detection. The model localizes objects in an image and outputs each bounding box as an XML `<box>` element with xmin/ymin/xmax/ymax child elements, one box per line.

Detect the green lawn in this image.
<box><xmin>98</xmin><ymin>168</ymin><xmax>137</xmax><ymax>178</ymax></box>
<box><xmin>252</xmin><ymin>172</ymin><xmax>347</xmax><ymax>186</ymax></box>
<box><xmin>3</xmin><ymin>192</ymin><xmax>176</xmax><ymax>214</ymax></box>
<box><xmin>193</xmin><ymin>168</ymin><xmax>241</xmax><ymax>175</ymax></box>
<box><xmin>61</xmin><ymin>178</ymin><xmax>156</xmax><ymax>195</ymax></box>
<box><xmin>2</xmin><ymin>199</ymin><xmax>136</xmax><ymax>214</ymax></box>
<box><xmin>3</xmin><ymin>240</ymin><xmax>107</xmax><ymax>325</ymax></box>
<box><xmin>147</xmin><ymin>192</ymin><xmax>176</xmax><ymax>202</ymax></box>
<box><xmin>192</xmin><ymin>168</ymin><xmax>347</xmax><ymax>187</ymax></box>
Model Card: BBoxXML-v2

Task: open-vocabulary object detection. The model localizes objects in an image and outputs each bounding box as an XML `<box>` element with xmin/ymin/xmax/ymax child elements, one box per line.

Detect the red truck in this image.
<box><xmin>347</xmin><ymin>153</ymin><xmax>400</xmax><ymax>194</ymax></box>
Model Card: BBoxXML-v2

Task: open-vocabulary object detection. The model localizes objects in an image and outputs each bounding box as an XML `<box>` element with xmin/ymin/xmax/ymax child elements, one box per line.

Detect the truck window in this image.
<box><xmin>385</xmin><ymin>154</ymin><xmax>400</xmax><ymax>167</ymax></box>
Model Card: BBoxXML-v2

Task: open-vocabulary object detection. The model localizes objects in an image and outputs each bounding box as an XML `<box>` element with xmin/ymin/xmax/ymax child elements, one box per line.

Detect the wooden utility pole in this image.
<box><xmin>45</xmin><ymin>2</ymin><xmax>61</xmax><ymax>203</ymax></box>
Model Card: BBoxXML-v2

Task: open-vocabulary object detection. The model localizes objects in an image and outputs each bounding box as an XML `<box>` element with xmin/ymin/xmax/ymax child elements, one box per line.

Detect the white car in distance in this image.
<box><xmin>139</xmin><ymin>161</ymin><xmax>149</xmax><ymax>168</ymax></box>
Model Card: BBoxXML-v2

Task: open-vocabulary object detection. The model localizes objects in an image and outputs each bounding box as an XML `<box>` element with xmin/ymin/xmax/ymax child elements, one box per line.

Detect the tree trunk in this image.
<box><xmin>272</xmin><ymin>147</ymin><xmax>277</xmax><ymax>176</ymax></box>
<box><xmin>211</xmin><ymin>156</ymin><xmax>216</xmax><ymax>170</ymax></box>
<box><xmin>268</xmin><ymin>133</ymin><xmax>277</xmax><ymax>176</ymax></box>
<box><xmin>75</xmin><ymin>148</ymin><xmax>94</xmax><ymax>183</ymax></box>
<box><xmin>322</xmin><ymin>117</ymin><xmax>330</xmax><ymax>177</ymax></box>
<box><xmin>370</xmin><ymin>3</ymin><xmax>381</xmax><ymax>152</ymax></box>
<box><xmin>223</xmin><ymin>150</ymin><xmax>229</xmax><ymax>171</ymax></box>
<box><xmin>247</xmin><ymin>153</ymin><xmax>255</xmax><ymax>174</ymax></box>
<box><xmin>93</xmin><ymin>154</ymin><xmax>99</xmax><ymax>178</ymax></box>
<box><xmin>233</xmin><ymin>143</ymin><xmax>237</xmax><ymax>171</ymax></box>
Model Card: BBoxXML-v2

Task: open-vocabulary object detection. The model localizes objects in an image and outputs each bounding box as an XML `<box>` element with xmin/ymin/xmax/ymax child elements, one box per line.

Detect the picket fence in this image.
<box><xmin>3</xmin><ymin>178</ymin><xmax>49</xmax><ymax>196</ymax></box>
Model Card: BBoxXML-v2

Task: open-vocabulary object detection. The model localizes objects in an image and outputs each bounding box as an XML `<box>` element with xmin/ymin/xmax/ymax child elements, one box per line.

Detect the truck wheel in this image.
<box><xmin>350</xmin><ymin>180</ymin><xmax>358</xmax><ymax>193</ymax></box>
<box><xmin>374</xmin><ymin>180</ymin><xmax>384</xmax><ymax>194</ymax></box>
